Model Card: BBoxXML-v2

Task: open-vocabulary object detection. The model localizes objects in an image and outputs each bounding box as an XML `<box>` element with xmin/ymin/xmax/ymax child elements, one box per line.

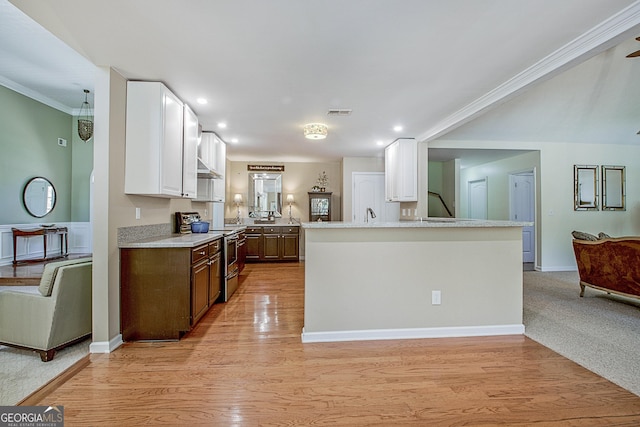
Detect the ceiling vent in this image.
<box><xmin>327</xmin><ymin>109</ymin><xmax>352</xmax><ymax>116</ymax></box>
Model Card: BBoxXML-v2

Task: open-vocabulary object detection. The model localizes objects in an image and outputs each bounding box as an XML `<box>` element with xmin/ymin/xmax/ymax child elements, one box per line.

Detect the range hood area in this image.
<box><xmin>195</xmin><ymin>131</ymin><xmax>226</xmax><ymax>202</ymax></box>
<box><xmin>197</xmin><ymin>157</ymin><xmax>223</xmax><ymax>179</ymax></box>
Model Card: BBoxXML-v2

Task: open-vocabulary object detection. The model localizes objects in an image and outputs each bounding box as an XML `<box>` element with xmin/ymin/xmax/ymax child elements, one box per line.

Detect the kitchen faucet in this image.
<box><xmin>366</xmin><ymin>207</ymin><xmax>377</xmax><ymax>222</ymax></box>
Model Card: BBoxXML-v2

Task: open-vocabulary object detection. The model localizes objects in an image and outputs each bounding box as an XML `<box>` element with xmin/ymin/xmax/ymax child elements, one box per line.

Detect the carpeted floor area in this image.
<box><xmin>523</xmin><ymin>270</ymin><xmax>640</xmax><ymax>396</ymax></box>
<box><xmin>0</xmin><ymin>339</ymin><xmax>90</xmax><ymax>405</ymax></box>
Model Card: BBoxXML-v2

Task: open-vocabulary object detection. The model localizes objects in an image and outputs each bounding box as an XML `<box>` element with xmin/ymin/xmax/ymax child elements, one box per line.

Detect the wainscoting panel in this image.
<box><xmin>0</xmin><ymin>223</ymin><xmax>92</xmax><ymax>266</ymax></box>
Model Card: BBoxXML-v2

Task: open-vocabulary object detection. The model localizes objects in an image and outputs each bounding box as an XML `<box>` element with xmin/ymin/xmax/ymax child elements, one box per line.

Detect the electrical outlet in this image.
<box><xmin>432</xmin><ymin>290</ymin><xmax>441</xmax><ymax>305</ymax></box>
<box><xmin>57</xmin><ymin>138</ymin><xmax>67</xmax><ymax>147</ymax></box>
<box><xmin>135</xmin><ymin>207</ymin><xmax>141</xmax><ymax>220</ymax></box>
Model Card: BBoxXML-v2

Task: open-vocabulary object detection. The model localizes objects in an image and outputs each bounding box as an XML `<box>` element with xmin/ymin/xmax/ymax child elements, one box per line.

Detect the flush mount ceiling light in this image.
<box><xmin>303</xmin><ymin>123</ymin><xmax>328</xmax><ymax>140</ymax></box>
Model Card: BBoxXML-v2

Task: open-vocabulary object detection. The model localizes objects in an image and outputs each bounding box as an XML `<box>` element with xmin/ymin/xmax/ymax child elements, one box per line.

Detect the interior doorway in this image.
<box><xmin>509</xmin><ymin>170</ymin><xmax>535</xmax><ymax>264</ymax></box>
<box><xmin>468</xmin><ymin>178</ymin><xmax>487</xmax><ymax>220</ymax></box>
<box><xmin>352</xmin><ymin>172</ymin><xmax>399</xmax><ymax>223</ymax></box>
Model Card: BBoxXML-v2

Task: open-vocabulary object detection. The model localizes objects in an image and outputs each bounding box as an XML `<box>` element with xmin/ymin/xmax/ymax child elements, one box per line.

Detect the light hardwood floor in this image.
<box><xmin>25</xmin><ymin>262</ymin><xmax>640</xmax><ymax>425</ymax></box>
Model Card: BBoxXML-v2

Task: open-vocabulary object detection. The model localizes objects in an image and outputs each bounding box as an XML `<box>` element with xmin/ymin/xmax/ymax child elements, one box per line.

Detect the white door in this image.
<box><xmin>468</xmin><ymin>179</ymin><xmax>487</xmax><ymax>220</ymax></box>
<box><xmin>353</xmin><ymin>173</ymin><xmax>399</xmax><ymax>223</ymax></box>
<box><xmin>510</xmin><ymin>172</ymin><xmax>535</xmax><ymax>263</ymax></box>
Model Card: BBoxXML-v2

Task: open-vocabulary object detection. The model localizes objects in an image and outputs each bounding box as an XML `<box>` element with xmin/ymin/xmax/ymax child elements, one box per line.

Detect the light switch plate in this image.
<box><xmin>432</xmin><ymin>290</ymin><xmax>441</xmax><ymax>305</ymax></box>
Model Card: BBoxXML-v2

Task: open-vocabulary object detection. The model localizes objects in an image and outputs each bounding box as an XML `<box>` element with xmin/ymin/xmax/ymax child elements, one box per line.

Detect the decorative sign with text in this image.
<box><xmin>247</xmin><ymin>165</ymin><xmax>285</xmax><ymax>172</ymax></box>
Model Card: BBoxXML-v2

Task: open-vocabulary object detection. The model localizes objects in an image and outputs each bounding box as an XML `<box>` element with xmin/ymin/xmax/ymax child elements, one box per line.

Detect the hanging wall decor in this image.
<box><xmin>574</xmin><ymin>165</ymin><xmax>598</xmax><ymax>211</ymax></box>
<box><xmin>601</xmin><ymin>165</ymin><xmax>626</xmax><ymax>211</ymax></box>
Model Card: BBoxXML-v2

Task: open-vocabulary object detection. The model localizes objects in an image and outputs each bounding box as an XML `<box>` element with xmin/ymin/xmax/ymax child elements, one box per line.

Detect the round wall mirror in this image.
<box><xmin>23</xmin><ymin>177</ymin><xmax>56</xmax><ymax>218</ymax></box>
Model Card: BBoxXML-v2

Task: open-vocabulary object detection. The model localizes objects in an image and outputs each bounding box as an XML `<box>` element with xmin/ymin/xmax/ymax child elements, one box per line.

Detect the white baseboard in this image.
<box><xmin>301</xmin><ymin>324</ymin><xmax>525</xmax><ymax>343</ymax></box>
<box><xmin>536</xmin><ymin>266</ymin><xmax>577</xmax><ymax>272</ymax></box>
<box><xmin>90</xmin><ymin>334</ymin><xmax>123</xmax><ymax>354</ymax></box>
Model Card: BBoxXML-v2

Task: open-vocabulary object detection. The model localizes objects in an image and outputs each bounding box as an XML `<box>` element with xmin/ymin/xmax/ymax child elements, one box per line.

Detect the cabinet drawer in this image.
<box><xmin>282</xmin><ymin>226</ymin><xmax>299</xmax><ymax>234</ymax></box>
<box><xmin>191</xmin><ymin>244</ymin><xmax>209</xmax><ymax>264</ymax></box>
<box><xmin>208</xmin><ymin>238</ymin><xmax>222</xmax><ymax>254</ymax></box>
<box><xmin>245</xmin><ymin>226</ymin><xmax>263</xmax><ymax>234</ymax></box>
<box><xmin>263</xmin><ymin>227</ymin><xmax>281</xmax><ymax>234</ymax></box>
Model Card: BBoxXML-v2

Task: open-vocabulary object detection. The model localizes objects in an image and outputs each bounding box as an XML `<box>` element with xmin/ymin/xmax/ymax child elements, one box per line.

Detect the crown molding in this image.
<box><xmin>418</xmin><ymin>0</ymin><xmax>640</xmax><ymax>143</ymax></box>
<box><xmin>0</xmin><ymin>76</ymin><xmax>73</xmax><ymax>115</ymax></box>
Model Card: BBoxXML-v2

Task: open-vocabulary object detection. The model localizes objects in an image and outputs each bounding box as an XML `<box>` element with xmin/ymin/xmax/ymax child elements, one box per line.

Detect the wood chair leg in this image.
<box><xmin>39</xmin><ymin>349</ymin><xmax>56</xmax><ymax>362</ymax></box>
<box><xmin>579</xmin><ymin>283</ymin><xmax>585</xmax><ymax>297</ymax></box>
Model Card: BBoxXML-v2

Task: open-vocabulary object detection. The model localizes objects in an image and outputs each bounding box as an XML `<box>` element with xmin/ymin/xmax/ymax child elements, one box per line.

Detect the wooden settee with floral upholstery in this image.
<box><xmin>571</xmin><ymin>231</ymin><xmax>640</xmax><ymax>300</ymax></box>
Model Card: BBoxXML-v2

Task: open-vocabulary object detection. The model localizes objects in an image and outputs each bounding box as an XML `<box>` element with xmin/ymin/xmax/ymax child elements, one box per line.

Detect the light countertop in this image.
<box><xmin>302</xmin><ymin>218</ymin><xmax>532</xmax><ymax>229</ymax></box>
<box><xmin>228</xmin><ymin>219</ymin><xmax>301</xmax><ymax>227</ymax></box>
<box><xmin>119</xmin><ymin>232</ymin><xmax>225</xmax><ymax>249</ymax></box>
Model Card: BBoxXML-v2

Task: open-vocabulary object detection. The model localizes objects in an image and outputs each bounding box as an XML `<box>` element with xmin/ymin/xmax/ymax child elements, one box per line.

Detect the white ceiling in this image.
<box><xmin>3</xmin><ymin>0</ymin><xmax>640</xmax><ymax>163</ymax></box>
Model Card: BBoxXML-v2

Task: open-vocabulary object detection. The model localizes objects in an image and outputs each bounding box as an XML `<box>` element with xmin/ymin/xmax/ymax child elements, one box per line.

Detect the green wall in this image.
<box><xmin>0</xmin><ymin>85</ymin><xmax>92</xmax><ymax>224</ymax></box>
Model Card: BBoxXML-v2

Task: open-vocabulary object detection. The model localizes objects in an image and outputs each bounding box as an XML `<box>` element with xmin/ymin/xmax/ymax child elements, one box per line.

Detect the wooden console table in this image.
<box><xmin>12</xmin><ymin>227</ymin><xmax>69</xmax><ymax>265</ymax></box>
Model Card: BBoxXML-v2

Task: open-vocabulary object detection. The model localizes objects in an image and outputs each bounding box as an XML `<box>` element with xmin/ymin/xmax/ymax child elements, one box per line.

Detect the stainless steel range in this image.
<box><xmin>212</xmin><ymin>228</ymin><xmax>240</xmax><ymax>302</ymax></box>
<box><xmin>175</xmin><ymin>212</ymin><xmax>241</xmax><ymax>302</ymax></box>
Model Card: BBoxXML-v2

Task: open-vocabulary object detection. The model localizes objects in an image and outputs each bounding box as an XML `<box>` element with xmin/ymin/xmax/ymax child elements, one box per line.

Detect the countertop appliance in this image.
<box><xmin>175</xmin><ymin>211</ymin><xmax>202</xmax><ymax>234</ymax></box>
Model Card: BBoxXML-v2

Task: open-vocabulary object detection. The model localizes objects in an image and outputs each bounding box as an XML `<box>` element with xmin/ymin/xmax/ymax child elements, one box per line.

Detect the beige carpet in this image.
<box><xmin>0</xmin><ymin>338</ymin><xmax>90</xmax><ymax>405</ymax></box>
<box><xmin>523</xmin><ymin>270</ymin><xmax>640</xmax><ymax>396</ymax></box>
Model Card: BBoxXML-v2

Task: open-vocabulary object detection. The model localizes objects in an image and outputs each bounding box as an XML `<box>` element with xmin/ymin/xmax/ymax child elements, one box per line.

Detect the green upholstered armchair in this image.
<box><xmin>0</xmin><ymin>257</ymin><xmax>92</xmax><ymax>361</ymax></box>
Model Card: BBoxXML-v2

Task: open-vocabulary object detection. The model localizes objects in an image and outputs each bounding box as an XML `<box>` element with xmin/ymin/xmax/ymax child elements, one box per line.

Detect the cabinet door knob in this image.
<box><xmin>200</xmin><ymin>251</ymin><xmax>206</xmax><ymax>255</ymax></box>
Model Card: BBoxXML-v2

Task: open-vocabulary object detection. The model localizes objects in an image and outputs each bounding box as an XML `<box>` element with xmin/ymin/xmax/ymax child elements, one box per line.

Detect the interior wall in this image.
<box><xmin>538</xmin><ymin>141</ymin><xmax>640</xmax><ymax>270</ymax></box>
<box><xmin>0</xmin><ymin>85</ymin><xmax>73</xmax><ymax>224</ymax></box>
<box><xmin>227</xmin><ymin>160</ymin><xmax>342</xmax><ymax>223</ymax></box>
<box><xmin>443</xmin><ymin>159</ymin><xmax>458</xmax><ymax>217</ymax></box>
<box><xmin>71</xmin><ymin>115</ymin><xmax>94</xmax><ymax>222</ymax></box>
<box><xmin>432</xmin><ymin>139</ymin><xmax>640</xmax><ymax>271</ymax></box>
<box><xmin>427</xmin><ymin>162</ymin><xmax>445</xmax><ymax>217</ymax></box>
<box><xmin>460</xmin><ymin>151</ymin><xmax>541</xmax><ymax>221</ymax></box>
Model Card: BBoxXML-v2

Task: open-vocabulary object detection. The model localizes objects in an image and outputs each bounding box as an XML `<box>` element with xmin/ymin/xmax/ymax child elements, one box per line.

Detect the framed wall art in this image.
<box><xmin>574</xmin><ymin>165</ymin><xmax>598</xmax><ymax>211</ymax></box>
<box><xmin>601</xmin><ymin>165</ymin><xmax>625</xmax><ymax>211</ymax></box>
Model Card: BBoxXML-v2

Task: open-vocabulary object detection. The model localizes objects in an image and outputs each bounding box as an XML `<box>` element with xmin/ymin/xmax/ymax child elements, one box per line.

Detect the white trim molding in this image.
<box><xmin>89</xmin><ymin>334</ymin><xmax>123</xmax><ymax>354</ymax></box>
<box><xmin>301</xmin><ymin>324</ymin><xmax>525</xmax><ymax>344</ymax></box>
<box><xmin>0</xmin><ymin>222</ymin><xmax>92</xmax><ymax>266</ymax></box>
<box><xmin>418</xmin><ymin>1</ymin><xmax>640</xmax><ymax>143</ymax></box>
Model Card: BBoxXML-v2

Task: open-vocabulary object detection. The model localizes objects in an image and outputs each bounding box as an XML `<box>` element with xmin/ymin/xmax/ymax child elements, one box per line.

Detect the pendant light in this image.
<box><xmin>77</xmin><ymin>89</ymin><xmax>93</xmax><ymax>142</ymax></box>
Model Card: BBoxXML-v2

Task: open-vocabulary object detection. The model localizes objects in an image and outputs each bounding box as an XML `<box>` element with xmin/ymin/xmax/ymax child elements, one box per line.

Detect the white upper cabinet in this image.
<box><xmin>196</xmin><ymin>131</ymin><xmax>226</xmax><ymax>202</ymax></box>
<box><xmin>197</xmin><ymin>131</ymin><xmax>225</xmax><ymax>178</ymax></box>
<box><xmin>125</xmin><ymin>81</ymin><xmax>197</xmax><ymax>198</ymax></box>
<box><xmin>385</xmin><ymin>138</ymin><xmax>417</xmax><ymax>202</ymax></box>
<box><xmin>182</xmin><ymin>104</ymin><xmax>199</xmax><ymax>198</ymax></box>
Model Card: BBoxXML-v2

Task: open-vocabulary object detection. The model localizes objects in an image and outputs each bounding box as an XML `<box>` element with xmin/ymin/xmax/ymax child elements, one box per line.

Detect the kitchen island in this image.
<box><xmin>301</xmin><ymin>219</ymin><xmax>529</xmax><ymax>343</ymax></box>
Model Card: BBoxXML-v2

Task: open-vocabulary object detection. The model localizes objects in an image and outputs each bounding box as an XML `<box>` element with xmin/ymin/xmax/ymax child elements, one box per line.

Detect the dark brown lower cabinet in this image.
<box><xmin>245</xmin><ymin>225</ymin><xmax>299</xmax><ymax>262</ymax></box>
<box><xmin>245</xmin><ymin>226</ymin><xmax>263</xmax><ymax>260</ymax></box>
<box><xmin>120</xmin><ymin>238</ymin><xmax>223</xmax><ymax>341</ymax></box>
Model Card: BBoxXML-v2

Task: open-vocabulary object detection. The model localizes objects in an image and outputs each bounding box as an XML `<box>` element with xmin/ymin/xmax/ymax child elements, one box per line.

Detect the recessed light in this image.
<box><xmin>393</xmin><ymin>125</ymin><xmax>403</xmax><ymax>132</ymax></box>
<box><xmin>217</xmin><ymin>122</ymin><xmax>227</xmax><ymax>129</ymax></box>
<box><xmin>196</xmin><ymin>98</ymin><xmax>208</xmax><ymax>105</ymax></box>
<box><xmin>231</xmin><ymin>138</ymin><xmax>239</xmax><ymax>143</ymax></box>
<box><xmin>376</xmin><ymin>140</ymin><xmax>384</xmax><ymax>146</ymax></box>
